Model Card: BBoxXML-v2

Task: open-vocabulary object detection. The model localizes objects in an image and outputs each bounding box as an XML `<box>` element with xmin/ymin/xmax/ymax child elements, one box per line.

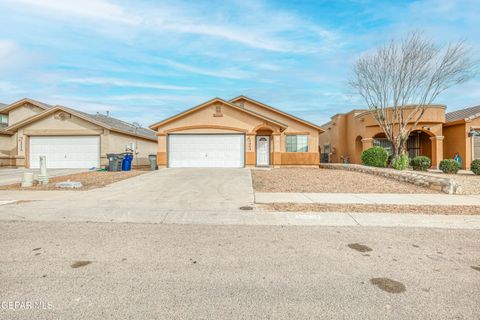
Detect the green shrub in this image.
<box><xmin>411</xmin><ymin>156</ymin><xmax>431</xmax><ymax>171</ymax></box>
<box><xmin>361</xmin><ymin>146</ymin><xmax>388</xmax><ymax>168</ymax></box>
<box><xmin>392</xmin><ymin>153</ymin><xmax>410</xmax><ymax>170</ymax></box>
<box><xmin>439</xmin><ymin>159</ymin><xmax>459</xmax><ymax>174</ymax></box>
<box><xmin>471</xmin><ymin>159</ymin><xmax>480</xmax><ymax>175</ymax></box>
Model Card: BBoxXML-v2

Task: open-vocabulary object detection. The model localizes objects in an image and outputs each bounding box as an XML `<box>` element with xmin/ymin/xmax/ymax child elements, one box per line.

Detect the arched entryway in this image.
<box><xmin>407</xmin><ymin>130</ymin><xmax>432</xmax><ymax>159</ymax></box>
<box><xmin>254</xmin><ymin>126</ymin><xmax>274</xmax><ymax>167</ymax></box>
<box><xmin>371</xmin><ymin>130</ymin><xmax>433</xmax><ymax>159</ymax></box>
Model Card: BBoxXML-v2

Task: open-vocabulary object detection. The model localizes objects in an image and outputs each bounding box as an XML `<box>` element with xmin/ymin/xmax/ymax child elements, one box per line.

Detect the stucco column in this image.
<box><xmin>430</xmin><ymin>136</ymin><xmax>444</xmax><ymax>169</ymax></box>
<box><xmin>272</xmin><ymin>133</ymin><xmax>281</xmax><ymax>167</ymax></box>
<box><xmin>157</xmin><ymin>133</ymin><xmax>167</xmax><ymax>168</ymax></box>
<box><xmin>245</xmin><ymin>133</ymin><xmax>256</xmax><ymax>166</ymax></box>
<box><xmin>361</xmin><ymin>138</ymin><xmax>374</xmax><ymax>151</ymax></box>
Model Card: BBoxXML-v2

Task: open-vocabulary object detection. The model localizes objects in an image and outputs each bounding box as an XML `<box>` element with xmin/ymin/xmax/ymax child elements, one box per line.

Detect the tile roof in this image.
<box><xmin>445</xmin><ymin>105</ymin><xmax>480</xmax><ymax>123</ymax></box>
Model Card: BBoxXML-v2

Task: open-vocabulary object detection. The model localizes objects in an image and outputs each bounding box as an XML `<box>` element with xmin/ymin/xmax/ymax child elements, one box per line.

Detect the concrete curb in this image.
<box><xmin>255</xmin><ymin>192</ymin><xmax>480</xmax><ymax>206</ymax></box>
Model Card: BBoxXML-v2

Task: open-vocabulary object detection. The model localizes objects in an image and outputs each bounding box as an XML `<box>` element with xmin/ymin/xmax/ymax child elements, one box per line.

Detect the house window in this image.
<box><xmin>373</xmin><ymin>138</ymin><xmax>392</xmax><ymax>155</ymax></box>
<box><xmin>0</xmin><ymin>115</ymin><xmax>7</xmax><ymax>125</ymax></box>
<box><xmin>286</xmin><ymin>135</ymin><xmax>308</xmax><ymax>152</ymax></box>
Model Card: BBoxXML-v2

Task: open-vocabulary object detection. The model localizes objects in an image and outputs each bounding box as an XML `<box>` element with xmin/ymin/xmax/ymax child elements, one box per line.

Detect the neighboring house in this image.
<box><xmin>318</xmin><ymin>106</ymin><xmax>446</xmax><ymax>168</ymax></box>
<box><xmin>0</xmin><ymin>98</ymin><xmax>157</xmax><ymax>168</ymax></box>
<box><xmin>149</xmin><ymin>96</ymin><xmax>324</xmax><ymax>168</ymax></box>
<box><xmin>443</xmin><ymin>105</ymin><xmax>480</xmax><ymax>169</ymax></box>
<box><xmin>319</xmin><ymin>104</ymin><xmax>480</xmax><ymax>170</ymax></box>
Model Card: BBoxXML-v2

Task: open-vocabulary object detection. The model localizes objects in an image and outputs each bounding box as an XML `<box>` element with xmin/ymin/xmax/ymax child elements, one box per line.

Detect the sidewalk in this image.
<box><xmin>255</xmin><ymin>192</ymin><xmax>480</xmax><ymax>206</ymax></box>
<box><xmin>1</xmin><ymin>200</ymin><xmax>480</xmax><ymax>229</ymax></box>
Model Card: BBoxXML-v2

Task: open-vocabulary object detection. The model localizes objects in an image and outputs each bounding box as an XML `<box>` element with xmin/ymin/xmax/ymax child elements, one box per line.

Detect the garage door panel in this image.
<box><xmin>29</xmin><ymin>136</ymin><xmax>100</xmax><ymax>169</ymax></box>
<box><xmin>168</xmin><ymin>134</ymin><xmax>244</xmax><ymax>168</ymax></box>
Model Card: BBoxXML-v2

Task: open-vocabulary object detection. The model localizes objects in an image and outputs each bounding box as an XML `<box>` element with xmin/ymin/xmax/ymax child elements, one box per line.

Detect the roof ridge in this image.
<box><xmin>229</xmin><ymin>95</ymin><xmax>323</xmax><ymax>132</ymax></box>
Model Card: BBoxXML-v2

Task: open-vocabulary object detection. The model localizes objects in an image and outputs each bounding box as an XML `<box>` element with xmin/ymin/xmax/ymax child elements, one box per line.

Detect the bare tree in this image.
<box><xmin>350</xmin><ymin>32</ymin><xmax>476</xmax><ymax>160</ymax></box>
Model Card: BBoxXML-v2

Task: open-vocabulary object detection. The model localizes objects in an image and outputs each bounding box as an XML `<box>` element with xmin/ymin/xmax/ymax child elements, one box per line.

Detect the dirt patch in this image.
<box><xmin>471</xmin><ymin>266</ymin><xmax>480</xmax><ymax>272</ymax></box>
<box><xmin>348</xmin><ymin>243</ymin><xmax>372</xmax><ymax>252</ymax></box>
<box><xmin>259</xmin><ymin>203</ymin><xmax>480</xmax><ymax>215</ymax></box>
<box><xmin>370</xmin><ymin>277</ymin><xmax>406</xmax><ymax>293</ymax></box>
<box><xmin>71</xmin><ymin>261</ymin><xmax>92</xmax><ymax>269</ymax></box>
<box><xmin>252</xmin><ymin>168</ymin><xmax>437</xmax><ymax>193</ymax></box>
<box><xmin>0</xmin><ymin>170</ymin><xmax>147</xmax><ymax>191</ymax></box>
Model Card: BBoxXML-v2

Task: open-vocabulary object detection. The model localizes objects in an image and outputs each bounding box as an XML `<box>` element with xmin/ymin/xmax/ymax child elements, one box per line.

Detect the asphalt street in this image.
<box><xmin>0</xmin><ymin>221</ymin><xmax>479</xmax><ymax>319</ymax></box>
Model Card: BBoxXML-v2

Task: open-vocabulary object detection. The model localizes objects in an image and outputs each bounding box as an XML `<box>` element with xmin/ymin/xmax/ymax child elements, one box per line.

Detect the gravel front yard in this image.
<box><xmin>0</xmin><ymin>170</ymin><xmax>147</xmax><ymax>191</ymax></box>
<box><xmin>260</xmin><ymin>203</ymin><xmax>480</xmax><ymax>215</ymax></box>
<box><xmin>252</xmin><ymin>168</ymin><xmax>437</xmax><ymax>193</ymax></box>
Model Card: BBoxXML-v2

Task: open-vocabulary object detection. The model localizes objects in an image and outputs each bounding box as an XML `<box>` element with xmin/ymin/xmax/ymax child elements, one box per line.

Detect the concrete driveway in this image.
<box><xmin>0</xmin><ymin>168</ymin><xmax>256</xmax><ymax>223</ymax></box>
<box><xmin>92</xmin><ymin>168</ymin><xmax>255</xmax><ymax>210</ymax></box>
<box><xmin>0</xmin><ymin>168</ymin><xmax>86</xmax><ymax>186</ymax></box>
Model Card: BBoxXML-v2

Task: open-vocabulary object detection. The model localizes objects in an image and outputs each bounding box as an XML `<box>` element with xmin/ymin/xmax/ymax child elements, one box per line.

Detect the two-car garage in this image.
<box><xmin>29</xmin><ymin>136</ymin><xmax>100</xmax><ymax>169</ymax></box>
<box><xmin>168</xmin><ymin>134</ymin><xmax>245</xmax><ymax>168</ymax></box>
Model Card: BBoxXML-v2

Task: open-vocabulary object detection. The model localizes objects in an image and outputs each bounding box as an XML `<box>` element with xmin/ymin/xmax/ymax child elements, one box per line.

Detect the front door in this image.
<box><xmin>256</xmin><ymin>136</ymin><xmax>270</xmax><ymax>166</ymax></box>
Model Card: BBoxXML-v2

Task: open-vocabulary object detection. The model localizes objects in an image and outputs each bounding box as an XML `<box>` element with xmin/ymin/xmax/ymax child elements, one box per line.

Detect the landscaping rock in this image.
<box><xmin>54</xmin><ymin>181</ymin><xmax>83</xmax><ymax>189</ymax></box>
<box><xmin>319</xmin><ymin>163</ymin><xmax>459</xmax><ymax>194</ymax></box>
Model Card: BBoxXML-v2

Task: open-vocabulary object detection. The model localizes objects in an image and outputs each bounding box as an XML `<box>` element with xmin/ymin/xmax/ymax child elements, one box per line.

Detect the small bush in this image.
<box><xmin>361</xmin><ymin>146</ymin><xmax>388</xmax><ymax>168</ymax></box>
<box><xmin>392</xmin><ymin>153</ymin><xmax>409</xmax><ymax>170</ymax></box>
<box><xmin>439</xmin><ymin>159</ymin><xmax>459</xmax><ymax>174</ymax></box>
<box><xmin>411</xmin><ymin>156</ymin><xmax>431</xmax><ymax>171</ymax></box>
<box><xmin>471</xmin><ymin>159</ymin><xmax>480</xmax><ymax>175</ymax></box>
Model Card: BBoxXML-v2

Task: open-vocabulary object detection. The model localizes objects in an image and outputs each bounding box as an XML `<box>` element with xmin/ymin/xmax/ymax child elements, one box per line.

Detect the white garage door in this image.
<box><xmin>168</xmin><ymin>134</ymin><xmax>245</xmax><ymax>168</ymax></box>
<box><xmin>29</xmin><ymin>136</ymin><xmax>100</xmax><ymax>169</ymax></box>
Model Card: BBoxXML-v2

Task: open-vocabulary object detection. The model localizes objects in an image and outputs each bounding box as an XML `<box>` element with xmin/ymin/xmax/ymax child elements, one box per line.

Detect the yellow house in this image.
<box><xmin>149</xmin><ymin>96</ymin><xmax>324</xmax><ymax>168</ymax></box>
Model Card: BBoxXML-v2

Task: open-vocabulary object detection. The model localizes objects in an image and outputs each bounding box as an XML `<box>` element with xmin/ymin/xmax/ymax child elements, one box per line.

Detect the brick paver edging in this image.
<box><xmin>319</xmin><ymin>163</ymin><xmax>459</xmax><ymax>194</ymax></box>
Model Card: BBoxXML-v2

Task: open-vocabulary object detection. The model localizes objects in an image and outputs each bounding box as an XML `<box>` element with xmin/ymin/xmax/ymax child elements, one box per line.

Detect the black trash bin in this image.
<box><xmin>107</xmin><ymin>153</ymin><xmax>125</xmax><ymax>171</ymax></box>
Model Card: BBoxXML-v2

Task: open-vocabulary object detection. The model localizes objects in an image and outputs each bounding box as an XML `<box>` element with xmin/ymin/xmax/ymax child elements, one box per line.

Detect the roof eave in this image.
<box><xmin>229</xmin><ymin>95</ymin><xmax>324</xmax><ymax>132</ymax></box>
<box><xmin>149</xmin><ymin>97</ymin><xmax>288</xmax><ymax>131</ymax></box>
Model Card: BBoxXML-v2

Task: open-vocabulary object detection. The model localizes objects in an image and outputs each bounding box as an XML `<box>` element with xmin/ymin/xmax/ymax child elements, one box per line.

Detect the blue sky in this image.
<box><xmin>0</xmin><ymin>0</ymin><xmax>479</xmax><ymax>127</ymax></box>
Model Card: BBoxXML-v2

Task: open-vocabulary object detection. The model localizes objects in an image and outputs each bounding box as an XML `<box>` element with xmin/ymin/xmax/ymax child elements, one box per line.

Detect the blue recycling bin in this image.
<box><xmin>121</xmin><ymin>153</ymin><xmax>134</xmax><ymax>171</ymax></box>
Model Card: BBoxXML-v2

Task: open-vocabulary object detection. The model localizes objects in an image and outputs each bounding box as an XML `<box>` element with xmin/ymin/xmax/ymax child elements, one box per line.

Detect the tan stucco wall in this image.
<box><xmin>319</xmin><ymin>106</ymin><xmax>446</xmax><ymax>167</ymax></box>
<box><xmin>443</xmin><ymin>120</ymin><xmax>478</xmax><ymax>169</ymax></box>
<box><xmin>1</xmin><ymin>110</ymin><xmax>156</xmax><ymax>168</ymax></box>
<box><xmin>153</xmin><ymin>100</ymin><xmax>321</xmax><ymax>167</ymax></box>
<box><xmin>7</xmin><ymin>103</ymin><xmax>45</xmax><ymax>126</ymax></box>
<box><xmin>0</xmin><ymin>134</ymin><xmax>14</xmax><ymax>156</ymax></box>
<box><xmin>107</xmin><ymin>131</ymin><xmax>157</xmax><ymax>167</ymax></box>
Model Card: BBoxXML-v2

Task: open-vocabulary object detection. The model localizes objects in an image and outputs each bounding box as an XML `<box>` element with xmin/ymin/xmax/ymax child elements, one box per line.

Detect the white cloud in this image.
<box><xmin>63</xmin><ymin>77</ymin><xmax>195</xmax><ymax>90</ymax></box>
<box><xmin>157</xmin><ymin>58</ymin><xmax>254</xmax><ymax>80</ymax></box>
<box><xmin>9</xmin><ymin>0</ymin><xmax>138</xmax><ymax>24</ymax></box>
<box><xmin>0</xmin><ymin>81</ymin><xmax>17</xmax><ymax>92</ymax></box>
<box><xmin>0</xmin><ymin>40</ymin><xmax>17</xmax><ymax>60</ymax></box>
<box><xmin>3</xmin><ymin>0</ymin><xmax>340</xmax><ymax>53</ymax></box>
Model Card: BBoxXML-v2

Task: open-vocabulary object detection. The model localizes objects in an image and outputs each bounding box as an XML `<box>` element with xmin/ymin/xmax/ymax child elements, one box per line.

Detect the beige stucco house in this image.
<box><xmin>0</xmin><ymin>98</ymin><xmax>157</xmax><ymax>168</ymax></box>
<box><xmin>149</xmin><ymin>96</ymin><xmax>324</xmax><ymax>168</ymax></box>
